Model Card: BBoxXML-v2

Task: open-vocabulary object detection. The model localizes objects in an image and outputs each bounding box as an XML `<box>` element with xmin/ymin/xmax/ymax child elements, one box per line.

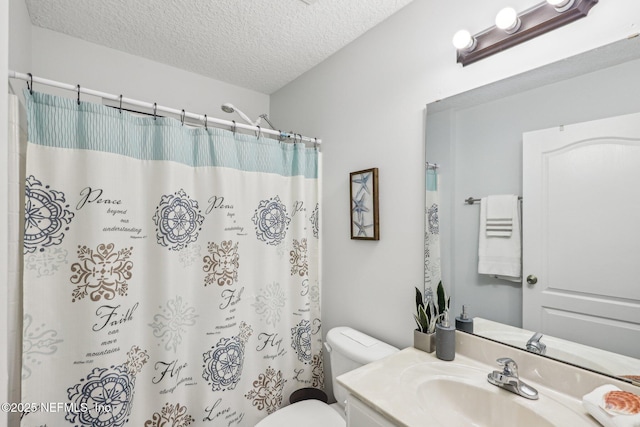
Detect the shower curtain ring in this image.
<box><xmin>76</xmin><ymin>84</ymin><xmax>81</xmax><ymax>105</ymax></box>
<box><xmin>119</xmin><ymin>95</ymin><xmax>123</xmax><ymax>114</ymax></box>
<box><xmin>181</xmin><ymin>109</ymin><xmax>185</xmax><ymax>126</ymax></box>
<box><xmin>204</xmin><ymin>114</ymin><xmax>208</xmax><ymax>130</ymax></box>
<box><xmin>153</xmin><ymin>103</ymin><xmax>157</xmax><ymax>120</ymax></box>
<box><xmin>232</xmin><ymin>120</ymin><xmax>236</xmax><ymax>134</ymax></box>
<box><xmin>27</xmin><ymin>73</ymin><xmax>33</xmax><ymax>95</ymax></box>
<box><xmin>256</xmin><ymin>126</ymin><xmax>262</xmax><ymax>139</ymax></box>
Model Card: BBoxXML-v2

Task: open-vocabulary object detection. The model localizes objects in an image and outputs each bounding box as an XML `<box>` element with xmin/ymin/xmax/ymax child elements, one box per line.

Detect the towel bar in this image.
<box><xmin>465</xmin><ymin>196</ymin><xmax>522</xmax><ymax>205</ymax></box>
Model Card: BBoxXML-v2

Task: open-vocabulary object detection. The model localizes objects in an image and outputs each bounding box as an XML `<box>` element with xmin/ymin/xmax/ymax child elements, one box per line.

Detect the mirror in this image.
<box><xmin>425</xmin><ymin>37</ymin><xmax>640</xmax><ymax>385</ymax></box>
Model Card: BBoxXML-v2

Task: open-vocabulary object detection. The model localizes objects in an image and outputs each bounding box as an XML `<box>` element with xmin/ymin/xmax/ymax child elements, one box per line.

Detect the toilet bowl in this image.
<box><xmin>254</xmin><ymin>399</ymin><xmax>345</xmax><ymax>427</ymax></box>
<box><xmin>255</xmin><ymin>327</ymin><xmax>399</xmax><ymax>427</ymax></box>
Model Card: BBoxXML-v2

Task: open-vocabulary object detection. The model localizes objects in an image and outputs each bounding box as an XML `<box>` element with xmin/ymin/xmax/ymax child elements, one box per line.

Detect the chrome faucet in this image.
<box><xmin>487</xmin><ymin>357</ymin><xmax>539</xmax><ymax>400</ymax></box>
<box><xmin>526</xmin><ymin>332</ymin><xmax>547</xmax><ymax>355</ymax></box>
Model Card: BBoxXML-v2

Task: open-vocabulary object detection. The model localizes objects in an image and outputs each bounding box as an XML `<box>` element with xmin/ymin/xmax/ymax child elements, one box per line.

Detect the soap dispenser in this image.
<box><xmin>436</xmin><ymin>310</ymin><xmax>456</xmax><ymax>361</ymax></box>
<box><xmin>455</xmin><ymin>305</ymin><xmax>474</xmax><ymax>333</ymax></box>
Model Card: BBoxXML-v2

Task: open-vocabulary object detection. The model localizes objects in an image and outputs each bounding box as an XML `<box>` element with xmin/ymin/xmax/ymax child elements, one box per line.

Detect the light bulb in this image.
<box><xmin>452</xmin><ymin>29</ymin><xmax>476</xmax><ymax>51</ymax></box>
<box><xmin>547</xmin><ymin>0</ymin><xmax>575</xmax><ymax>12</ymax></box>
<box><xmin>495</xmin><ymin>7</ymin><xmax>521</xmax><ymax>34</ymax></box>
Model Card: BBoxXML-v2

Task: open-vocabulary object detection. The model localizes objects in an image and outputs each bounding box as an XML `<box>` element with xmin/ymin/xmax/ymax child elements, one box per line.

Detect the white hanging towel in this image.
<box><xmin>478</xmin><ymin>195</ymin><xmax>521</xmax><ymax>282</ymax></box>
<box><xmin>486</xmin><ymin>194</ymin><xmax>514</xmax><ymax>237</ymax></box>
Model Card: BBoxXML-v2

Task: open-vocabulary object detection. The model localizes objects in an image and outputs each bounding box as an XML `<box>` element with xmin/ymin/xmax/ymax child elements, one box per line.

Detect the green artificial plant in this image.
<box><xmin>414</xmin><ymin>281</ymin><xmax>450</xmax><ymax>334</ymax></box>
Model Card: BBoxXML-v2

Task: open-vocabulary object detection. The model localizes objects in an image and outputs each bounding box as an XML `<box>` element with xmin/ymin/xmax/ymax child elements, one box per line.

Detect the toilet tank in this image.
<box><xmin>325</xmin><ymin>327</ymin><xmax>398</xmax><ymax>408</ymax></box>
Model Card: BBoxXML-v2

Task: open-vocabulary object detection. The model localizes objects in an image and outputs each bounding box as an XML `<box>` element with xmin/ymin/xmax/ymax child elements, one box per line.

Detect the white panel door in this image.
<box><xmin>523</xmin><ymin>112</ymin><xmax>640</xmax><ymax>359</ymax></box>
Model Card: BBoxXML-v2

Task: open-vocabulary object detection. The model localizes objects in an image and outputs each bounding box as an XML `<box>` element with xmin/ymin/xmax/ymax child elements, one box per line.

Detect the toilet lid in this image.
<box><xmin>255</xmin><ymin>399</ymin><xmax>345</xmax><ymax>427</ymax></box>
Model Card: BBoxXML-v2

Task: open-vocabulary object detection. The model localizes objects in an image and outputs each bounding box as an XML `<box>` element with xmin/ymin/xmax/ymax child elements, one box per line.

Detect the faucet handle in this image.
<box><xmin>526</xmin><ymin>332</ymin><xmax>547</xmax><ymax>354</ymax></box>
<box><xmin>496</xmin><ymin>357</ymin><xmax>518</xmax><ymax>377</ymax></box>
<box><xmin>527</xmin><ymin>332</ymin><xmax>543</xmax><ymax>344</ymax></box>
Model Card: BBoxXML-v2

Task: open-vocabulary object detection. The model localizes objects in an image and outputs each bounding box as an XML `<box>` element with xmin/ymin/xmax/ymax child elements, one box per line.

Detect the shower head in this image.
<box><xmin>220</xmin><ymin>103</ymin><xmax>260</xmax><ymax>127</ymax></box>
<box><xmin>221</xmin><ymin>103</ymin><xmax>235</xmax><ymax>114</ymax></box>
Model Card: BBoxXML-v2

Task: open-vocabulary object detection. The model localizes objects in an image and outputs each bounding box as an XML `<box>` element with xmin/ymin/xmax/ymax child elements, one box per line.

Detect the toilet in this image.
<box><xmin>255</xmin><ymin>326</ymin><xmax>399</xmax><ymax>427</ymax></box>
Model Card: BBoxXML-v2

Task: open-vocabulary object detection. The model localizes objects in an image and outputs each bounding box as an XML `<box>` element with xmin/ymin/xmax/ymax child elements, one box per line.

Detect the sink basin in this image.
<box><xmin>400</xmin><ymin>362</ymin><xmax>589</xmax><ymax>427</ymax></box>
<box><xmin>417</xmin><ymin>377</ymin><xmax>554</xmax><ymax>427</ymax></box>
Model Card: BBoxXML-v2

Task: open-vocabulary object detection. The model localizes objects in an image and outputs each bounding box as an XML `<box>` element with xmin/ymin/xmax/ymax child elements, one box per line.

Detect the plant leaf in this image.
<box><xmin>437</xmin><ymin>281</ymin><xmax>449</xmax><ymax>316</ymax></box>
<box><xmin>414</xmin><ymin>315</ymin><xmax>423</xmax><ymax>332</ymax></box>
<box><xmin>418</xmin><ymin>305</ymin><xmax>429</xmax><ymax>332</ymax></box>
<box><xmin>415</xmin><ymin>287</ymin><xmax>424</xmax><ymax>311</ymax></box>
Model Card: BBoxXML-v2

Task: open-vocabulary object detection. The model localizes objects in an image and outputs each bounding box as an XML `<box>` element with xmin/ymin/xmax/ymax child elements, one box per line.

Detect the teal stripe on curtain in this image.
<box><xmin>25</xmin><ymin>90</ymin><xmax>318</xmax><ymax>178</ymax></box>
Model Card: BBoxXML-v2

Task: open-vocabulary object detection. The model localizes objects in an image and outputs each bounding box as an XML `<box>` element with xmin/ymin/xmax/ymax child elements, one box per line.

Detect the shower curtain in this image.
<box><xmin>424</xmin><ymin>166</ymin><xmax>441</xmax><ymax>291</ymax></box>
<box><xmin>20</xmin><ymin>91</ymin><xmax>323</xmax><ymax>427</ymax></box>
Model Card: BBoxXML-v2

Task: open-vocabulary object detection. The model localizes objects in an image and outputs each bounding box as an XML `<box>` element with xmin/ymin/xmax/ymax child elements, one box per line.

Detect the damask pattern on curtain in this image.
<box><xmin>424</xmin><ymin>166</ymin><xmax>441</xmax><ymax>292</ymax></box>
<box><xmin>21</xmin><ymin>91</ymin><xmax>322</xmax><ymax>427</ymax></box>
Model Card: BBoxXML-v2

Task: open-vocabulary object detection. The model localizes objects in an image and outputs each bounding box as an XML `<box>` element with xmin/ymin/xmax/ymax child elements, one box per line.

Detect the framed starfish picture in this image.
<box><xmin>350</xmin><ymin>167</ymin><xmax>379</xmax><ymax>240</ymax></box>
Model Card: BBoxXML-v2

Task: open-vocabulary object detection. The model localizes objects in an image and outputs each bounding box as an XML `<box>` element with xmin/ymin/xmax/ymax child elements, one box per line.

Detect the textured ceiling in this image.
<box><xmin>25</xmin><ymin>0</ymin><xmax>416</xmax><ymax>94</ymax></box>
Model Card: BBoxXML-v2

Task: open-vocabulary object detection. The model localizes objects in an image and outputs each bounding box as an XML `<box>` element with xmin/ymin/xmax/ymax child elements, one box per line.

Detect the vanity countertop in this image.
<box><xmin>337</xmin><ymin>332</ymin><xmax>638</xmax><ymax>427</ymax></box>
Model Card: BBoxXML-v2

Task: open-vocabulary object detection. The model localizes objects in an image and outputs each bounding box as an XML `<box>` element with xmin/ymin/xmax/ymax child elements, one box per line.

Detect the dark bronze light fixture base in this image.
<box><xmin>457</xmin><ymin>0</ymin><xmax>598</xmax><ymax>66</ymax></box>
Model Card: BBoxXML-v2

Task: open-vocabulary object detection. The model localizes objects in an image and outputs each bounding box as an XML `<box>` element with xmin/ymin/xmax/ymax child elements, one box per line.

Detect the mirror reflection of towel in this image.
<box><xmin>478</xmin><ymin>195</ymin><xmax>521</xmax><ymax>282</ymax></box>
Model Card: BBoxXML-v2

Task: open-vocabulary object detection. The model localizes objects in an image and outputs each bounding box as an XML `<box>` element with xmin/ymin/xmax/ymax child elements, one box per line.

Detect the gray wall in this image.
<box><xmin>29</xmin><ymin>27</ymin><xmax>270</xmax><ymax>122</ymax></box>
<box><xmin>428</xmin><ymin>57</ymin><xmax>640</xmax><ymax>327</ymax></box>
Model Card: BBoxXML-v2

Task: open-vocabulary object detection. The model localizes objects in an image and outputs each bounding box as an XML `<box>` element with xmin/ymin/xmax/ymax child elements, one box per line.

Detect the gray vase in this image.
<box><xmin>414</xmin><ymin>329</ymin><xmax>436</xmax><ymax>353</ymax></box>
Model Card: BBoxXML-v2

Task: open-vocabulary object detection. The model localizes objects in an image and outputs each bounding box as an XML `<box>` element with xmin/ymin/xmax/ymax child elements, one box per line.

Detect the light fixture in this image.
<box><xmin>495</xmin><ymin>7</ymin><xmax>521</xmax><ymax>34</ymax></box>
<box><xmin>452</xmin><ymin>29</ymin><xmax>477</xmax><ymax>51</ymax></box>
<box><xmin>453</xmin><ymin>0</ymin><xmax>598</xmax><ymax>67</ymax></box>
<box><xmin>547</xmin><ymin>0</ymin><xmax>575</xmax><ymax>12</ymax></box>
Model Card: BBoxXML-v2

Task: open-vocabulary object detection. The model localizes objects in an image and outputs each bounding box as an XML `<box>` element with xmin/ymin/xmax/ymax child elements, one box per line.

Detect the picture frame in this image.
<box><xmin>350</xmin><ymin>167</ymin><xmax>379</xmax><ymax>240</ymax></box>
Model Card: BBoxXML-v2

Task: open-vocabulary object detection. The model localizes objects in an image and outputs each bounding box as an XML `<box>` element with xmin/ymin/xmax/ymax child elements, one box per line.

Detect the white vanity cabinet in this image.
<box><xmin>346</xmin><ymin>394</ymin><xmax>397</xmax><ymax>427</ymax></box>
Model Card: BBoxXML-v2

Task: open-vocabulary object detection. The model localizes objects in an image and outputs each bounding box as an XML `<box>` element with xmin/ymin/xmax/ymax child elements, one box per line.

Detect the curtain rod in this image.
<box><xmin>8</xmin><ymin>70</ymin><xmax>321</xmax><ymax>145</ymax></box>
